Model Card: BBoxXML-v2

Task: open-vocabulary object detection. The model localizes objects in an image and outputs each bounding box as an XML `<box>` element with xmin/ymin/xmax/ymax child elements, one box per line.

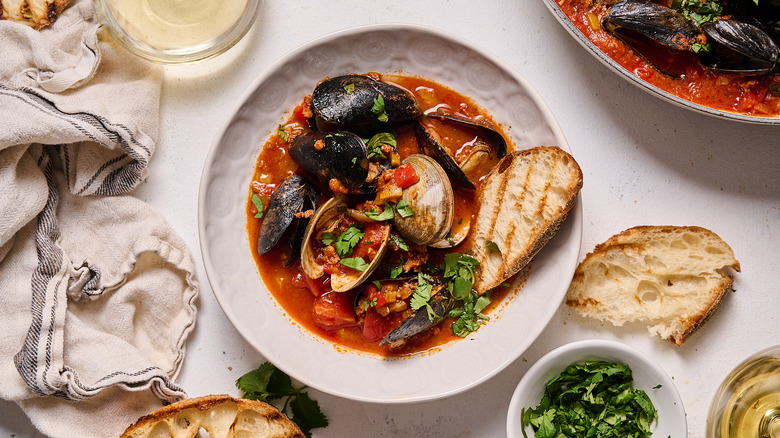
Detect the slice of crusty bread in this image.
<box><xmin>471</xmin><ymin>146</ymin><xmax>583</xmax><ymax>294</ymax></box>
<box><xmin>565</xmin><ymin>225</ymin><xmax>741</xmax><ymax>346</ymax></box>
<box><xmin>120</xmin><ymin>394</ymin><xmax>304</xmax><ymax>438</ymax></box>
<box><xmin>1</xmin><ymin>0</ymin><xmax>71</xmax><ymax>29</ymax></box>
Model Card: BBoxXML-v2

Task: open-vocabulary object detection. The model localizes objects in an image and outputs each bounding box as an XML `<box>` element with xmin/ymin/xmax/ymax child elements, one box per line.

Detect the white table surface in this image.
<box><xmin>2</xmin><ymin>0</ymin><xmax>779</xmax><ymax>436</ymax></box>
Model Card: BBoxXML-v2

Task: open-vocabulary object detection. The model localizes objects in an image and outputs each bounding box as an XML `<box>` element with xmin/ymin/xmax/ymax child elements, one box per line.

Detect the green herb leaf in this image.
<box><xmin>332</xmin><ymin>226</ymin><xmax>364</xmax><ymax>257</ymax></box>
<box><xmin>365</xmin><ymin>202</ymin><xmax>395</xmax><ymax>221</ymax></box>
<box><xmin>486</xmin><ymin>241</ymin><xmax>501</xmax><ymax>253</ymax></box>
<box><xmin>344</xmin><ymin>83</ymin><xmax>355</xmax><ymax>94</ymax></box>
<box><xmin>251</xmin><ymin>194</ymin><xmax>264</xmax><ymax>219</ymax></box>
<box><xmin>364</xmin><ymin>132</ymin><xmax>397</xmax><ymax>160</ymax></box>
<box><xmin>320</xmin><ymin>232</ymin><xmax>335</xmax><ymax>246</ymax></box>
<box><xmin>340</xmin><ymin>257</ymin><xmax>369</xmax><ymax>271</ymax></box>
<box><xmin>391</xmin><ymin>234</ymin><xmax>409</xmax><ymax>252</ymax></box>
<box><xmin>277</xmin><ymin>124</ymin><xmax>289</xmax><ymax>142</ymax></box>
<box><xmin>389</xmin><ymin>259</ymin><xmax>405</xmax><ymax>279</ymax></box>
<box><xmin>520</xmin><ymin>361</ymin><xmax>658</xmax><ymax>438</ymax></box>
<box><xmin>236</xmin><ymin>362</ymin><xmax>328</xmax><ymax>437</ymax></box>
<box><xmin>371</xmin><ymin>95</ymin><xmax>389</xmax><ymax>122</ymax></box>
<box><xmin>395</xmin><ymin>200</ymin><xmax>414</xmax><ymax>218</ymax></box>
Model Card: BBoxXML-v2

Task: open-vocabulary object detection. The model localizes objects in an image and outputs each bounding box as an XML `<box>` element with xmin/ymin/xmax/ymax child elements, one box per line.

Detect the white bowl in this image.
<box><xmin>199</xmin><ymin>23</ymin><xmax>582</xmax><ymax>403</ymax></box>
<box><xmin>507</xmin><ymin>339</ymin><xmax>687</xmax><ymax>438</ymax></box>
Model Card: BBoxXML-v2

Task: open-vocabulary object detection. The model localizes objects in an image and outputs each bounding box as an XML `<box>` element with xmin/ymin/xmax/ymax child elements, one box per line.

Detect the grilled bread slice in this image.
<box><xmin>565</xmin><ymin>225</ymin><xmax>741</xmax><ymax>346</ymax></box>
<box><xmin>120</xmin><ymin>394</ymin><xmax>304</xmax><ymax>438</ymax></box>
<box><xmin>471</xmin><ymin>146</ymin><xmax>583</xmax><ymax>294</ymax></box>
<box><xmin>1</xmin><ymin>0</ymin><xmax>71</xmax><ymax>29</ymax></box>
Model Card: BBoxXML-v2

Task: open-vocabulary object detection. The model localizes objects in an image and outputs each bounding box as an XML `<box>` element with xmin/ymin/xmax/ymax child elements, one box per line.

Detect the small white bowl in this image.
<box><xmin>507</xmin><ymin>339</ymin><xmax>687</xmax><ymax>438</ymax></box>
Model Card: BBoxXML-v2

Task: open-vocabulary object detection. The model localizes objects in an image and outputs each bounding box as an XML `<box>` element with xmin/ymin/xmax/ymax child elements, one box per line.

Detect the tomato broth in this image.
<box><xmin>247</xmin><ymin>74</ymin><xmax>514</xmax><ymax>357</ymax></box>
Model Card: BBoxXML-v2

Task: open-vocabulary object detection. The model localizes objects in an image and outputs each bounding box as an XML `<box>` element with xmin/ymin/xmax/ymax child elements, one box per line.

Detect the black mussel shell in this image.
<box><xmin>284</xmin><ymin>185</ymin><xmax>317</xmax><ymax>267</ymax></box>
<box><xmin>603</xmin><ymin>0</ymin><xmax>702</xmax><ymax>52</ymax></box>
<box><xmin>414</xmin><ymin>113</ymin><xmax>507</xmax><ymax>190</ymax></box>
<box><xmin>380</xmin><ymin>293</ymin><xmax>453</xmax><ymax>347</ymax></box>
<box><xmin>257</xmin><ymin>174</ymin><xmax>315</xmax><ymax>256</ymax></box>
<box><xmin>312</xmin><ymin>75</ymin><xmax>422</xmax><ymax>126</ymax></box>
<box><xmin>699</xmin><ymin>19</ymin><xmax>779</xmax><ymax>75</ymax></box>
<box><xmin>289</xmin><ymin>131</ymin><xmax>369</xmax><ymax>191</ymax></box>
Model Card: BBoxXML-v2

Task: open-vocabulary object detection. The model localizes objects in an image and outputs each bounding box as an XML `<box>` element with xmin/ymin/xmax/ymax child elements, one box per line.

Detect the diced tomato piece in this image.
<box><xmin>361</xmin><ymin>309</ymin><xmax>394</xmax><ymax>342</ymax></box>
<box><xmin>351</xmin><ymin>223</ymin><xmax>387</xmax><ymax>259</ymax></box>
<box><xmin>362</xmin><ymin>283</ymin><xmax>387</xmax><ymax>308</ymax></box>
<box><xmin>312</xmin><ymin>291</ymin><xmax>357</xmax><ymax>330</ymax></box>
<box><xmin>291</xmin><ymin>271</ymin><xmax>307</xmax><ymax>289</ymax></box>
<box><xmin>301</xmin><ymin>271</ymin><xmax>331</xmax><ymax>297</ymax></box>
<box><xmin>394</xmin><ymin>163</ymin><xmax>419</xmax><ymax>188</ymax></box>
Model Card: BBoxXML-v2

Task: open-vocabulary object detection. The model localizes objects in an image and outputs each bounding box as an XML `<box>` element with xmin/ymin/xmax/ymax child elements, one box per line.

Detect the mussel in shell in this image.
<box><xmin>391</xmin><ymin>154</ymin><xmax>455</xmax><ymax>246</ymax></box>
<box><xmin>699</xmin><ymin>19</ymin><xmax>779</xmax><ymax>74</ymax></box>
<box><xmin>602</xmin><ymin>0</ymin><xmax>702</xmax><ymax>53</ymax></box>
<box><xmin>311</xmin><ymin>75</ymin><xmax>422</xmax><ymax>126</ymax></box>
<box><xmin>289</xmin><ymin>131</ymin><xmax>369</xmax><ymax>192</ymax></box>
<box><xmin>300</xmin><ymin>196</ymin><xmax>391</xmax><ymax>292</ymax></box>
<box><xmin>415</xmin><ymin>112</ymin><xmax>507</xmax><ymax>190</ymax></box>
<box><xmin>256</xmin><ymin>174</ymin><xmax>317</xmax><ymax>266</ymax></box>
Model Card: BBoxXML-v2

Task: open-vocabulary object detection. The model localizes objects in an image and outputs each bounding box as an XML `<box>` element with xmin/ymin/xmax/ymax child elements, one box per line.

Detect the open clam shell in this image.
<box><xmin>300</xmin><ymin>196</ymin><xmax>391</xmax><ymax>292</ymax></box>
<box><xmin>392</xmin><ymin>154</ymin><xmax>454</xmax><ymax>246</ymax></box>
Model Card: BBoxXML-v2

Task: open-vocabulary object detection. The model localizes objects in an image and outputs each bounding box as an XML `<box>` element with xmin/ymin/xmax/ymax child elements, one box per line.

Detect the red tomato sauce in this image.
<box><xmin>247</xmin><ymin>74</ymin><xmax>515</xmax><ymax>357</ymax></box>
<box><xmin>557</xmin><ymin>0</ymin><xmax>780</xmax><ymax>117</ymax></box>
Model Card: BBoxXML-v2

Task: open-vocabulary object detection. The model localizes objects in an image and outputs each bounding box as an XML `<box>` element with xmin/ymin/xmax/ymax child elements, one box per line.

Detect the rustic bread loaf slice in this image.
<box><xmin>120</xmin><ymin>394</ymin><xmax>304</xmax><ymax>438</ymax></box>
<box><xmin>565</xmin><ymin>225</ymin><xmax>741</xmax><ymax>346</ymax></box>
<box><xmin>1</xmin><ymin>0</ymin><xmax>71</xmax><ymax>29</ymax></box>
<box><xmin>471</xmin><ymin>146</ymin><xmax>583</xmax><ymax>294</ymax></box>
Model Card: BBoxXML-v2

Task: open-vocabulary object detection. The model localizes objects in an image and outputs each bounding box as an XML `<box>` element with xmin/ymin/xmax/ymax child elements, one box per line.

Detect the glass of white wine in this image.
<box><xmin>707</xmin><ymin>345</ymin><xmax>780</xmax><ymax>438</ymax></box>
<box><xmin>93</xmin><ymin>0</ymin><xmax>261</xmax><ymax>63</ymax></box>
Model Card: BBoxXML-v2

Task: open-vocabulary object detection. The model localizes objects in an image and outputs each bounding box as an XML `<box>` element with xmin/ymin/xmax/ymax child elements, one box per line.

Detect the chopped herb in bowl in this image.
<box><xmin>521</xmin><ymin>361</ymin><xmax>658</xmax><ymax>438</ymax></box>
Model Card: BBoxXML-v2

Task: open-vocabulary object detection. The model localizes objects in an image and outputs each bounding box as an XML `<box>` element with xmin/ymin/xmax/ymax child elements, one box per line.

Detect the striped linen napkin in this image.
<box><xmin>0</xmin><ymin>2</ymin><xmax>199</xmax><ymax>437</ymax></box>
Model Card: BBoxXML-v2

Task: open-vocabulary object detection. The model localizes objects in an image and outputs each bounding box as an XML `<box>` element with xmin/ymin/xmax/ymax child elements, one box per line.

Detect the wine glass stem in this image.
<box><xmin>759</xmin><ymin>407</ymin><xmax>780</xmax><ymax>438</ymax></box>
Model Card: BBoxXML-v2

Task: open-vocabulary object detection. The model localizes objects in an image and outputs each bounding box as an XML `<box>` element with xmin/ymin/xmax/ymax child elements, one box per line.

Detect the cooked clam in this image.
<box><xmin>300</xmin><ymin>196</ymin><xmax>391</xmax><ymax>292</ymax></box>
<box><xmin>392</xmin><ymin>154</ymin><xmax>454</xmax><ymax>246</ymax></box>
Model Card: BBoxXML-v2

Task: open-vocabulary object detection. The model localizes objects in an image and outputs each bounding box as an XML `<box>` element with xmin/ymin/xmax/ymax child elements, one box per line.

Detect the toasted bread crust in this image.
<box><xmin>120</xmin><ymin>394</ymin><xmax>304</xmax><ymax>438</ymax></box>
<box><xmin>1</xmin><ymin>0</ymin><xmax>71</xmax><ymax>29</ymax></box>
<box><xmin>566</xmin><ymin>225</ymin><xmax>740</xmax><ymax>346</ymax></box>
<box><xmin>471</xmin><ymin>146</ymin><xmax>583</xmax><ymax>293</ymax></box>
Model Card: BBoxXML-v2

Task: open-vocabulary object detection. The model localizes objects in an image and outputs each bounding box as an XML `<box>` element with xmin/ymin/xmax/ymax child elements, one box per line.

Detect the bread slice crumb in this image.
<box><xmin>565</xmin><ymin>225</ymin><xmax>740</xmax><ymax>346</ymax></box>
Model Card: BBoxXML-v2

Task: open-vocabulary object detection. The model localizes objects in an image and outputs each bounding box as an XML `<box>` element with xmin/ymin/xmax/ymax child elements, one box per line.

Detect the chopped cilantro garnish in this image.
<box><xmin>364</xmin><ymin>132</ymin><xmax>397</xmax><ymax>160</ymax></box>
<box><xmin>486</xmin><ymin>241</ymin><xmax>501</xmax><ymax>253</ymax></box>
<box><xmin>351</xmin><ymin>157</ymin><xmax>357</xmax><ymax>165</ymax></box>
<box><xmin>389</xmin><ymin>258</ymin><xmax>406</xmax><ymax>278</ymax></box>
<box><xmin>371</xmin><ymin>95</ymin><xmax>389</xmax><ymax>122</ymax></box>
<box><xmin>410</xmin><ymin>272</ymin><xmax>436</xmax><ymax>319</ymax></box>
<box><xmin>520</xmin><ymin>361</ymin><xmax>658</xmax><ymax>438</ymax></box>
<box><xmin>344</xmin><ymin>83</ymin><xmax>355</xmax><ymax>94</ymax></box>
<box><xmin>332</xmin><ymin>226</ymin><xmax>364</xmax><ymax>257</ymax></box>
<box><xmin>365</xmin><ymin>202</ymin><xmax>395</xmax><ymax>221</ymax></box>
<box><xmin>395</xmin><ymin>200</ymin><xmax>414</xmax><ymax>218</ymax></box>
<box><xmin>671</xmin><ymin>0</ymin><xmax>724</xmax><ymax>27</ymax></box>
<box><xmin>236</xmin><ymin>362</ymin><xmax>328</xmax><ymax>437</ymax></box>
<box><xmin>251</xmin><ymin>194</ymin><xmax>264</xmax><ymax>219</ymax></box>
<box><xmin>441</xmin><ymin>253</ymin><xmax>487</xmax><ymax>336</ymax></box>
<box><xmin>390</xmin><ymin>233</ymin><xmax>409</xmax><ymax>252</ymax></box>
<box><xmin>320</xmin><ymin>232</ymin><xmax>335</xmax><ymax>246</ymax></box>
<box><xmin>340</xmin><ymin>257</ymin><xmax>369</xmax><ymax>272</ymax></box>
<box><xmin>277</xmin><ymin>124</ymin><xmax>289</xmax><ymax>142</ymax></box>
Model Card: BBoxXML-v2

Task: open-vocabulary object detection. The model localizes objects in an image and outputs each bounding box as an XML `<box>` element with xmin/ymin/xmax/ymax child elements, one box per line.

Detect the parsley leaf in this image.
<box><xmin>340</xmin><ymin>257</ymin><xmax>369</xmax><ymax>272</ymax></box>
<box><xmin>277</xmin><ymin>124</ymin><xmax>289</xmax><ymax>142</ymax></box>
<box><xmin>320</xmin><ymin>232</ymin><xmax>335</xmax><ymax>246</ymax></box>
<box><xmin>371</xmin><ymin>95</ymin><xmax>389</xmax><ymax>122</ymax></box>
<box><xmin>364</xmin><ymin>132</ymin><xmax>397</xmax><ymax>160</ymax></box>
<box><xmin>344</xmin><ymin>83</ymin><xmax>355</xmax><ymax>94</ymax></box>
<box><xmin>236</xmin><ymin>362</ymin><xmax>328</xmax><ymax>438</ymax></box>
<box><xmin>365</xmin><ymin>202</ymin><xmax>395</xmax><ymax>221</ymax></box>
<box><xmin>486</xmin><ymin>241</ymin><xmax>501</xmax><ymax>253</ymax></box>
<box><xmin>251</xmin><ymin>194</ymin><xmax>264</xmax><ymax>219</ymax></box>
<box><xmin>332</xmin><ymin>226</ymin><xmax>364</xmax><ymax>257</ymax></box>
<box><xmin>390</xmin><ymin>233</ymin><xmax>409</xmax><ymax>252</ymax></box>
<box><xmin>410</xmin><ymin>272</ymin><xmax>436</xmax><ymax>319</ymax></box>
<box><xmin>389</xmin><ymin>258</ymin><xmax>406</xmax><ymax>278</ymax></box>
<box><xmin>520</xmin><ymin>361</ymin><xmax>658</xmax><ymax>438</ymax></box>
<box><xmin>395</xmin><ymin>200</ymin><xmax>415</xmax><ymax>218</ymax></box>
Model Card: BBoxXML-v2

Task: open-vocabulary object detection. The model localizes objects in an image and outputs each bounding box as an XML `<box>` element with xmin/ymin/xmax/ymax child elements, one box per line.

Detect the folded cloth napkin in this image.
<box><xmin>0</xmin><ymin>2</ymin><xmax>199</xmax><ymax>437</ymax></box>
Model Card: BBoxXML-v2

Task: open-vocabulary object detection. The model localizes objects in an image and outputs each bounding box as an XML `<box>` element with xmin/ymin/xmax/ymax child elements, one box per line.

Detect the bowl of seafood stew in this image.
<box><xmin>199</xmin><ymin>24</ymin><xmax>582</xmax><ymax>402</ymax></box>
<box><xmin>543</xmin><ymin>0</ymin><xmax>780</xmax><ymax>123</ymax></box>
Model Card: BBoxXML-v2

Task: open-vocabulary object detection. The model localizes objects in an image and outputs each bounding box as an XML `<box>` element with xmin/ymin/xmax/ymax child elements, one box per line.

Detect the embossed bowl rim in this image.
<box><xmin>198</xmin><ymin>23</ymin><xmax>583</xmax><ymax>403</ymax></box>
